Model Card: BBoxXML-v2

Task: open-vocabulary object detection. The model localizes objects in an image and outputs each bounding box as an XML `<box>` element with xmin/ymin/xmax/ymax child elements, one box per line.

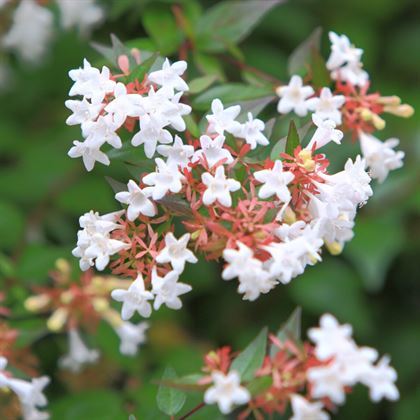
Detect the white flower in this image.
<box><xmin>307</xmin><ymin>361</ymin><xmax>347</xmax><ymax>405</ymax></box>
<box><xmin>8</xmin><ymin>376</ymin><xmax>50</xmax><ymax>415</ymax></box>
<box><xmin>289</xmin><ymin>394</ymin><xmax>330</xmax><ymax>420</ymax></box>
<box><xmin>68</xmin><ymin>138</ymin><xmax>110</xmax><ymax>171</ymax></box>
<box><xmin>2</xmin><ymin>0</ymin><xmax>53</xmax><ymax>63</ymax></box>
<box><xmin>115</xmin><ymin>180</ymin><xmax>156</xmax><ymax>221</ymax></box>
<box><xmin>308</xmin><ymin>314</ymin><xmax>354</xmax><ymax>361</ymax></box>
<box><xmin>254</xmin><ymin>160</ymin><xmax>294</xmax><ymax>202</ymax></box>
<box><xmin>157</xmin><ymin>135</ymin><xmax>194</xmax><ymax>169</ymax></box>
<box><xmin>131</xmin><ymin>114</ymin><xmax>173</xmax><ymax>158</ymax></box>
<box><xmin>276</xmin><ymin>75</ymin><xmax>314</xmax><ymax>117</ymax></box>
<box><xmin>105</xmin><ymin>83</ymin><xmax>144</xmax><ymax>127</ymax></box>
<box><xmin>306</xmin><ymin>114</ymin><xmax>343</xmax><ymax>150</ymax></box>
<box><xmin>206</xmin><ymin>99</ymin><xmax>241</xmax><ymax>135</ymax></box>
<box><xmin>233</xmin><ymin>112</ymin><xmax>269</xmax><ymax>150</ymax></box>
<box><xmin>326</xmin><ymin>32</ymin><xmax>363</xmax><ymax>71</ymax></box>
<box><xmin>222</xmin><ymin>242</ymin><xmax>255</xmax><ymax>280</ymax></box>
<box><xmin>82</xmin><ymin>114</ymin><xmax>122</xmax><ymax>148</ymax></box>
<box><xmin>192</xmin><ymin>134</ymin><xmax>234</xmax><ymax>168</ymax></box>
<box><xmin>275</xmin><ymin>220</ymin><xmax>307</xmax><ymax>241</ymax></box>
<box><xmin>156</xmin><ymin>233</ymin><xmax>197</xmax><ymax>273</ymax></box>
<box><xmin>148</xmin><ymin>58</ymin><xmax>189</xmax><ymax>92</ymax></box>
<box><xmin>362</xmin><ymin>356</ymin><xmax>399</xmax><ymax>402</ymax></box>
<box><xmin>59</xmin><ymin>329</ymin><xmax>100</xmax><ymax>372</ymax></box>
<box><xmin>201</xmin><ymin>166</ymin><xmax>241</xmax><ymax>207</ymax></box>
<box><xmin>115</xmin><ymin>321</ymin><xmax>149</xmax><ymax>356</ymax></box>
<box><xmin>57</xmin><ymin>0</ymin><xmax>104</xmax><ymax>35</ymax></box>
<box><xmin>151</xmin><ymin>269</ymin><xmax>192</xmax><ymax>310</ymax></box>
<box><xmin>68</xmin><ymin>59</ymin><xmax>115</xmax><ymax>103</ymax></box>
<box><xmin>111</xmin><ymin>274</ymin><xmax>154</xmax><ymax>320</ymax></box>
<box><xmin>306</xmin><ymin>87</ymin><xmax>345</xmax><ymax>124</ymax></box>
<box><xmin>142</xmin><ymin>158</ymin><xmax>185</xmax><ymax>200</ymax></box>
<box><xmin>65</xmin><ymin>98</ymin><xmax>103</xmax><ymax>128</ymax></box>
<box><xmin>0</xmin><ymin>356</ymin><xmax>10</xmax><ymax>388</ymax></box>
<box><xmin>359</xmin><ymin>132</ymin><xmax>404</xmax><ymax>183</ymax></box>
<box><xmin>204</xmin><ymin>371</ymin><xmax>250</xmax><ymax>414</ymax></box>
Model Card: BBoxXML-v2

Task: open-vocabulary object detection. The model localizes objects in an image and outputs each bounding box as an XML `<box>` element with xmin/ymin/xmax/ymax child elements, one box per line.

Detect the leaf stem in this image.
<box><xmin>178</xmin><ymin>402</ymin><xmax>206</xmax><ymax>420</ymax></box>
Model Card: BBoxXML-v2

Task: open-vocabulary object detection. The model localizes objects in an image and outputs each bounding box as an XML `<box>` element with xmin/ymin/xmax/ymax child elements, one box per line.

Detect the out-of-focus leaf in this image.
<box><xmin>285</xmin><ymin>120</ymin><xmax>300</xmax><ymax>155</ymax></box>
<box><xmin>157</xmin><ymin>367</ymin><xmax>187</xmax><ymax>416</ymax></box>
<box><xmin>0</xmin><ymin>253</ymin><xmax>15</xmax><ymax>277</ymax></box>
<box><xmin>50</xmin><ymin>390</ymin><xmax>126</xmax><ymax>420</ymax></box>
<box><xmin>194</xmin><ymin>52</ymin><xmax>226</xmax><ymax>81</ymax></box>
<box><xmin>310</xmin><ymin>49</ymin><xmax>331</xmax><ymax>88</ymax></box>
<box><xmin>345</xmin><ymin>215</ymin><xmax>405</xmax><ymax>291</ymax></box>
<box><xmin>158</xmin><ymin>373</ymin><xmax>207</xmax><ymax>392</ymax></box>
<box><xmin>196</xmin><ymin>0</ymin><xmax>283</xmax><ymax>52</ymax></box>
<box><xmin>105</xmin><ymin>176</ymin><xmax>127</xmax><ymax>195</ymax></box>
<box><xmin>230</xmin><ymin>327</ymin><xmax>267</xmax><ymax>382</ymax></box>
<box><xmin>236</xmin><ymin>96</ymin><xmax>276</xmax><ymax>122</ymax></box>
<box><xmin>184</xmin><ymin>114</ymin><xmax>201</xmax><ymax>138</ymax></box>
<box><xmin>188</xmin><ymin>75</ymin><xmax>218</xmax><ymax>95</ymax></box>
<box><xmin>142</xmin><ymin>4</ymin><xmax>183</xmax><ymax>55</ymax></box>
<box><xmin>246</xmin><ymin>376</ymin><xmax>273</xmax><ymax>396</ymax></box>
<box><xmin>157</xmin><ymin>195</ymin><xmax>193</xmax><ymax>218</ymax></box>
<box><xmin>288</xmin><ymin>27</ymin><xmax>322</xmax><ymax>76</ymax></box>
<box><xmin>193</xmin><ymin>83</ymin><xmax>273</xmax><ymax>110</ymax></box>
<box><xmin>0</xmin><ymin>201</ymin><xmax>24</xmax><ymax>251</ymax></box>
<box><xmin>270</xmin><ymin>307</ymin><xmax>302</xmax><ymax>357</ymax></box>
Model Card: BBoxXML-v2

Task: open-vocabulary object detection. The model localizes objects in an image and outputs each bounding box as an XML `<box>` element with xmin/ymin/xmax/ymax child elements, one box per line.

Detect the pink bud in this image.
<box><xmin>118</xmin><ymin>55</ymin><xmax>130</xmax><ymax>75</ymax></box>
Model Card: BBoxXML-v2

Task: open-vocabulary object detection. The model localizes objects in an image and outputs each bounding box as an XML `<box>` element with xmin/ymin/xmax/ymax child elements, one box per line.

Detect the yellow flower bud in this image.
<box><xmin>47</xmin><ymin>308</ymin><xmax>68</xmax><ymax>332</ymax></box>
<box><xmin>24</xmin><ymin>294</ymin><xmax>50</xmax><ymax>312</ymax></box>
<box><xmin>384</xmin><ymin>104</ymin><xmax>414</xmax><ymax>118</ymax></box>
<box><xmin>325</xmin><ymin>241</ymin><xmax>343</xmax><ymax>256</ymax></box>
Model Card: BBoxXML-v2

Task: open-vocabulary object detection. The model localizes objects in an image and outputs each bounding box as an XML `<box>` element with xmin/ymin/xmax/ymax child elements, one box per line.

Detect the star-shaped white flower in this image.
<box><xmin>8</xmin><ymin>375</ymin><xmax>50</xmax><ymax>411</ymax></box>
<box><xmin>306</xmin><ymin>114</ymin><xmax>343</xmax><ymax>150</ymax></box>
<box><xmin>115</xmin><ymin>180</ymin><xmax>156</xmax><ymax>221</ymax></box>
<box><xmin>151</xmin><ymin>269</ymin><xmax>192</xmax><ymax>310</ymax></box>
<box><xmin>148</xmin><ymin>58</ymin><xmax>189</xmax><ymax>92</ymax></box>
<box><xmin>157</xmin><ymin>135</ymin><xmax>194</xmax><ymax>169</ymax></box>
<box><xmin>326</xmin><ymin>32</ymin><xmax>363</xmax><ymax>70</ymax></box>
<box><xmin>222</xmin><ymin>242</ymin><xmax>256</xmax><ymax>280</ymax></box>
<box><xmin>206</xmin><ymin>99</ymin><xmax>241</xmax><ymax>135</ymax></box>
<box><xmin>65</xmin><ymin>98</ymin><xmax>103</xmax><ymax>127</ymax></box>
<box><xmin>290</xmin><ymin>394</ymin><xmax>330</xmax><ymax>420</ymax></box>
<box><xmin>204</xmin><ymin>370</ymin><xmax>250</xmax><ymax>414</ymax></box>
<box><xmin>131</xmin><ymin>114</ymin><xmax>173</xmax><ymax>158</ymax></box>
<box><xmin>192</xmin><ymin>134</ymin><xmax>234</xmax><ymax>168</ymax></box>
<box><xmin>68</xmin><ymin>137</ymin><xmax>110</xmax><ymax>172</ymax></box>
<box><xmin>233</xmin><ymin>112</ymin><xmax>269</xmax><ymax>149</ymax></box>
<box><xmin>202</xmin><ymin>166</ymin><xmax>240</xmax><ymax>207</ymax></box>
<box><xmin>142</xmin><ymin>158</ymin><xmax>185</xmax><ymax>200</ymax></box>
<box><xmin>359</xmin><ymin>132</ymin><xmax>404</xmax><ymax>183</ymax></box>
<box><xmin>306</xmin><ymin>87</ymin><xmax>345</xmax><ymax>124</ymax></box>
<box><xmin>115</xmin><ymin>321</ymin><xmax>149</xmax><ymax>356</ymax></box>
<box><xmin>254</xmin><ymin>160</ymin><xmax>294</xmax><ymax>202</ymax></box>
<box><xmin>276</xmin><ymin>75</ymin><xmax>314</xmax><ymax>117</ymax></box>
<box><xmin>111</xmin><ymin>274</ymin><xmax>154</xmax><ymax>320</ymax></box>
<box><xmin>308</xmin><ymin>314</ymin><xmax>354</xmax><ymax>361</ymax></box>
<box><xmin>156</xmin><ymin>233</ymin><xmax>197</xmax><ymax>273</ymax></box>
<box><xmin>105</xmin><ymin>82</ymin><xmax>145</xmax><ymax>127</ymax></box>
<box><xmin>82</xmin><ymin>113</ymin><xmax>122</xmax><ymax>149</ymax></box>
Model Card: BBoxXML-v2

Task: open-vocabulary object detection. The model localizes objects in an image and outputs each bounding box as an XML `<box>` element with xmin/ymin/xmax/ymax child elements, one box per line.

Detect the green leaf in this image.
<box><xmin>142</xmin><ymin>4</ymin><xmax>183</xmax><ymax>55</ymax></box>
<box><xmin>158</xmin><ymin>373</ymin><xmax>207</xmax><ymax>392</ymax></box>
<box><xmin>236</xmin><ymin>96</ymin><xmax>276</xmax><ymax>122</ymax></box>
<box><xmin>0</xmin><ymin>200</ymin><xmax>24</xmax><ymax>251</ymax></box>
<box><xmin>127</xmin><ymin>52</ymin><xmax>159</xmax><ymax>83</ymax></box>
<box><xmin>285</xmin><ymin>120</ymin><xmax>300</xmax><ymax>155</ymax></box>
<box><xmin>194</xmin><ymin>52</ymin><xmax>226</xmax><ymax>81</ymax></box>
<box><xmin>193</xmin><ymin>83</ymin><xmax>273</xmax><ymax>110</ymax></box>
<box><xmin>184</xmin><ymin>114</ymin><xmax>201</xmax><ymax>138</ymax></box>
<box><xmin>270</xmin><ymin>307</ymin><xmax>302</xmax><ymax>357</ymax></box>
<box><xmin>157</xmin><ymin>367</ymin><xmax>187</xmax><ymax>416</ymax></box>
<box><xmin>189</xmin><ymin>75</ymin><xmax>218</xmax><ymax>95</ymax></box>
<box><xmin>230</xmin><ymin>327</ymin><xmax>268</xmax><ymax>382</ymax></box>
<box><xmin>310</xmin><ymin>49</ymin><xmax>331</xmax><ymax>88</ymax></box>
<box><xmin>196</xmin><ymin>0</ymin><xmax>283</xmax><ymax>52</ymax></box>
<box><xmin>105</xmin><ymin>176</ymin><xmax>127</xmax><ymax>195</ymax></box>
<box><xmin>246</xmin><ymin>376</ymin><xmax>273</xmax><ymax>396</ymax></box>
<box><xmin>288</xmin><ymin>27</ymin><xmax>322</xmax><ymax>76</ymax></box>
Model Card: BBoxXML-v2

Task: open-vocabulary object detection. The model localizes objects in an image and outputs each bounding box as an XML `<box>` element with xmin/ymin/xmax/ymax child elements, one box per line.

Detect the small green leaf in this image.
<box><xmin>288</xmin><ymin>27</ymin><xmax>322</xmax><ymax>76</ymax></box>
<box><xmin>236</xmin><ymin>96</ymin><xmax>276</xmax><ymax>122</ymax></box>
<box><xmin>194</xmin><ymin>52</ymin><xmax>226</xmax><ymax>81</ymax></box>
<box><xmin>189</xmin><ymin>75</ymin><xmax>218</xmax><ymax>95</ymax></box>
<box><xmin>184</xmin><ymin>114</ymin><xmax>201</xmax><ymax>138</ymax></box>
<box><xmin>285</xmin><ymin>120</ymin><xmax>300</xmax><ymax>156</ymax></box>
<box><xmin>230</xmin><ymin>327</ymin><xmax>268</xmax><ymax>382</ymax></box>
<box><xmin>105</xmin><ymin>176</ymin><xmax>127</xmax><ymax>195</ymax></box>
<box><xmin>193</xmin><ymin>83</ymin><xmax>273</xmax><ymax>110</ymax></box>
<box><xmin>310</xmin><ymin>49</ymin><xmax>331</xmax><ymax>88</ymax></box>
<box><xmin>157</xmin><ymin>367</ymin><xmax>187</xmax><ymax>416</ymax></box>
<box><xmin>246</xmin><ymin>376</ymin><xmax>273</xmax><ymax>396</ymax></box>
<box><xmin>127</xmin><ymin>52</ymin><xmax>159</xmax><ymax>83</ymax></box>
<box><xmin>158</xmin><ymin>373</ymin><xmax>206</xmax><ymax>392</ymax></box>
<box><xmin>270</xmin><ymin>307</ymin><xmax>302</xmax><ymax>357</ymax></box>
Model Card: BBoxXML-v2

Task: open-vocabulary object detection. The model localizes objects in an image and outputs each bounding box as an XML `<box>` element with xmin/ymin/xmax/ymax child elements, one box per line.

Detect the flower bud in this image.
<box><xmin>325</xmin><ymin>241</ymin><xmax>343</xmax><ymax>256</ymax></box>
<box><xmin>384</xmin><ymin>104</ymin><xmax>414</xmax><ymax>118</ymax></box>
<box><xmin>47</xmin><ymin>308</ymin><xmax>68</xmax><ymax>332</ymax></box>
<box><xmin>24</xmin><ymin>294</ymin><xmax>50</xmax><ymax>312</ymax></box>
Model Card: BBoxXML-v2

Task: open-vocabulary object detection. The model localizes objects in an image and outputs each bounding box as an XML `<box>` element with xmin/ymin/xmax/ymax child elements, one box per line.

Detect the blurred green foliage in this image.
<box><xmin>0</xmin><ymin>0</ymin><xmax>419</xmax><ymax>418</ymax></box>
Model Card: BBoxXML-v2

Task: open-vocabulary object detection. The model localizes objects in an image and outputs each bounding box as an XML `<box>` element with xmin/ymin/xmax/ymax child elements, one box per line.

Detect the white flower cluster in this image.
<box><xmin>326</xmin><ymin>31</ymin><xmax>369</xmax><ymax>87</ymax></box>
<box><xmin>110</xmin><ymin>232</ymin><xmax>196</xmax><ymax>320</ymax></box>
<box><xmin>307</xmin><ymin>314</ymin><xmax>399</xmax><ymax>405</ymax></box>
<box><xmin>0</xmin><ymin>357</ymin><xmax>50</xmax><ymax>420</ymax></box>
<box><xmin>1</xmin><ymin>0</ymin><xmax>104</xmax><ymax>63</ymax></box>
<box><xmin>66</xmin><ymin>58</ymin><xmax>192</xmax><ymax>171</ymax></box>
<box><xmin>72</xmin><ymin>210</ymin><xmax>130</xmax><ymax>271</ymax></box>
